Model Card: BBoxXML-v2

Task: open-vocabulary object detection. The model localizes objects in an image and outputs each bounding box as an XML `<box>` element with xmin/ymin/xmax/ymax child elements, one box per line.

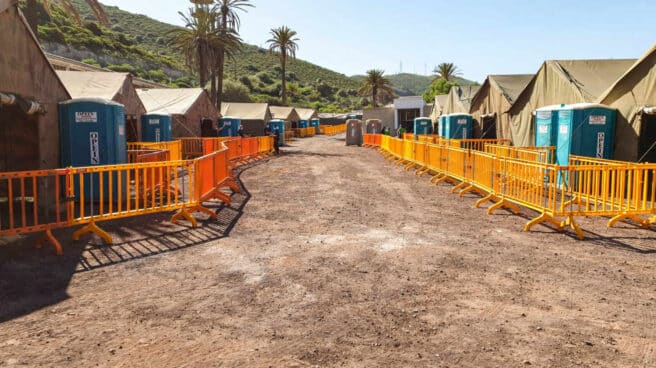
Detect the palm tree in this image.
<box><xmin>358</xmin><ymin>69</ymin><xmax>394</xmax><ymax>108</ymax></box>
<box><xmin>213</xmin><ymin>0</ymin><xmax>252</xmax><ymax>108</ymax></box>
<box><xmin>432</xmin><ymin>62</ymin><xmax>462</xmax><ymax>82</ymax></box>
<box><xmin>41</xmin><ymin>0</ymin><xmax>109</xmax><ymax>24</ymax></box>
<box><xmin>267</xmin><ymin>26</ymin><xmax>299</xmax><ymax>105</ymax></box>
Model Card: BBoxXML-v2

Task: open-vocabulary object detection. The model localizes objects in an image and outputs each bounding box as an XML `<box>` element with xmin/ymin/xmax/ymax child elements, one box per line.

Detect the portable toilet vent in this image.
<box><xmin>555</xmin><ymin>103</ymin><xmax>617</xmax><ymax>166</ymax></box>
<box><xmin>346</xmin><ymin>119</ymin><xmax>364</xmax><ymax>146</ymax></box>
<box><xmin>413</xmin><ymin>117</ymin><xmax>433</xmax><ymax>136</ymax></box>
<box><xmin>534</xmin><ymin>106</ymin><xmax>559</xmax><ymax>148</ymax></box>
<box><xmin>365</xmin><ymin>119</ymin><xmax>383</xmax><ymax>134</ymax></box>
<box><xmin>444</xmin><ymin>113</ymin><xmax>473</xmax><ymax>139</ymax></box>
<box><xmin>310</xmin><ymin>118</ymin><xmax>320</xmax><ymax>134</ymax></box>
<box><xmin>218</xmin><ymin>117</ymin><xmax>241</xmax><ymax>137</ymax></box>
<box><xmin>268</xmin><ymin>119</ymin><xmax>286</xmax><ymax>146</ymax></box>
<box><xmin>59</xmin><ymin>98</ymin><xmax>127</xmax><ymax>201</ymax></box>
<box><xmin>141</xmin><ymin>113</ymin><xmax>172</xmax><ymax>142</ymax></box>
<box><xmin>298</xmin><ymin>120</ymin><xmax>309</xmax><ymax>129</ymax></box>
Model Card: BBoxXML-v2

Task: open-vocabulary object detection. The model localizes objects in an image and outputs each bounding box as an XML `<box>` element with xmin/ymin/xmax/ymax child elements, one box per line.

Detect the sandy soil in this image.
<box><xmin>1</xmin><ymin>134</ymin><xmax>656</xmax><ymax>368</ymax></box>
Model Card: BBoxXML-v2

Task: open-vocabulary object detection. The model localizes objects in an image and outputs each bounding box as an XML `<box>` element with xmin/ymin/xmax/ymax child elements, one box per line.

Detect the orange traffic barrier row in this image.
<box><xmin>297</xmin><ymin>127</ymin><xmax>316</xmax><ymax>138</ymax></box>
<box><xmin>321</xmin><ymin>124</ymin><xmax>347</xmax><ymax>136</ymax></box>
<box><xmin>366</xmin><ymin>134</ymin><xmax>656</xmax><ymax>239</ymax></box>
<box><xmin>0</xmin><ymin>136</ymin><xmax>276</xmax><ymax>255</ymax></box>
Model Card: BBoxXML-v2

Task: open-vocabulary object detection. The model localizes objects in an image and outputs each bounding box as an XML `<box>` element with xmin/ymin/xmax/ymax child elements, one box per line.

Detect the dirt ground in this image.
<box><xmin>1</xmin><ymin>134</ymin><xmax>656</xmax><ymax>367</ymax></box>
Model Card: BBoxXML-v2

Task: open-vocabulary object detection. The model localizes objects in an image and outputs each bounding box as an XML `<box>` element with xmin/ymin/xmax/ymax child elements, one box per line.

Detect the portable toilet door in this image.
<box><xmin>59</xmin><ymin>98</ymin><xmax>127</xmax><ymax>201</ymax></box>
<box><xmin>269</xmin><ymin>119</ymin><xmax>286</xmax><ymax>146</ymax></box>
<box><xmin>310</xmin><ymin>118</ymin><xmax>320</xmax><ymax>134</ymax></box>
<box><xmin>141</xmin><ymin>113</ymin><xmax>173</xmax><ymax>142</ymax></box>
<box><xmin>365</xmin><ymin>119</ymin><xmax>382</xmax><ymax>134</ymax></box>
<box><xmin>555</xmin><ymin>104</ymin><xmax>617</xmax><ymax>166</ymax></box>
<box><xmin>413</xmin><ymin>117</ymin><xmax>433</xmax><ymax>137</ymax></box>
<box><xmin>219</xmin><ymin>117</ymin><xmax>241</xmax><ymax>137</ymax></box>
<box><xmin>346</xmin><ymin>119</ymin><xmax>364</xmax><ymax>146</ymax></box>
<box><xmin>534</xmin><ymin>106</ymin><xmax>559</xmax><ymax>148</ymax></box>
<box><xmin>298</xmin><ymin>119</ymin><xmax>309</xmax><ymax>129</ymax></box>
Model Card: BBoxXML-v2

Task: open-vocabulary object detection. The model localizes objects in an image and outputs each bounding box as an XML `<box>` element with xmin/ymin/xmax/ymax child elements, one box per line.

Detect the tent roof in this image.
<box><xmin>509</xmin><ymin>59</ymin><xmax>636</xmax><ymax>114</ymax></box>
<box><xmin>220</xmin><ymin>102</ymin><xmax>269</xmax><ymax>120</ymax></box>
<box><xmin>56</xmin><ymin>71</ymin><xmax>128</xmax><ymax>100</ymax></box>
<box><xmin>137</xmin><ymin>88</ymin><xmax>207</xmax><ymax>115</ymax></box>
<box><xmin>487</xmin><ymin>74</ymin><xmax>534</xmax><ymax>104</ymax></box>
<box><xmin>446</xmin><ymin>85</ymin><xmax>481</xmax><ymax>113</ymax></box>
<box><xmin>295</xmin><ymin>107</ymin><xmax>318</xmax><ymax>120</ymax></box>
<box><xmin>434</xmin><ymin>94</ymin><xmax>449</xmax><ymax>108</ymax></box>
<box><xmin>598</xmin><ymin>44</ymin><xmax>656</xmax><ymax>104</ymax></box>
<box><xmin>269</xmin><ymin>106</ymin><xmax>298</xmax><ymax>120</ymax></box>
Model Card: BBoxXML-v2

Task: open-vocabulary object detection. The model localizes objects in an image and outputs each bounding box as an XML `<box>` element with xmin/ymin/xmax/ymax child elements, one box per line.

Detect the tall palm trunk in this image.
<box><xmin>372</xmin><ymin>85</ymin><xmax>378</xmax><ymax>108</ymax></box>
<box><xmin>281</xmin><ymin>51</ymin><xmax>287</xmax><ymax>104</ymax></box>
<box><xmin>215</xmin><ymin>10</ymin><xmax>228</xmax><ymax>109</ymax></box>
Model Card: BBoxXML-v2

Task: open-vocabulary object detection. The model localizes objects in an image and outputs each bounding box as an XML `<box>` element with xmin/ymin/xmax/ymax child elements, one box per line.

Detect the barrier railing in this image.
<box><xmin>364</xmin><ymin>134</ymin><xmax>656</xmax><ymax>239</ymax></box>
<box><xmin>0</xmin><ymin>136</ymin><xmax>275</xmax><ymax>255</ymax></box>
<box><xmin>127</xmin><ymin>141</ymin><xmax>182</xmax><ymax>161</ymax></box>
<box><xmin>298</xmin><ymin>127</ymin><xmax>316</xmax><ymax>138</ymax></box>
<box><xmin>321</xmin><ymin>124</ymin><xmax>347</xmax><ymax>136</ymax></box>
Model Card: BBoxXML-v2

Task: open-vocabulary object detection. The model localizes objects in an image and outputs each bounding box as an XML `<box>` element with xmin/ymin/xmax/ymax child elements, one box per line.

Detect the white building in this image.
<box><xmin>393</xmin><ymin>96</ymin><xmax>428</xmax><ymax>130</ymax></box>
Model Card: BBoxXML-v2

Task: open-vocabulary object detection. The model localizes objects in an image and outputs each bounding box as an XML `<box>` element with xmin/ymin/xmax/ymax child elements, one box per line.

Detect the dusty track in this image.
<box><xmin>1</xmin><ymin>134</ymin><xmax>656</xmax><ymax>367</ymax></box>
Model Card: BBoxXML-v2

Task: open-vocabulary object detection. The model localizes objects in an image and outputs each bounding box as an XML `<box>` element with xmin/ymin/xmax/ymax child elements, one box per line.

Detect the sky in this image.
<box><xmin>99</xmin><ymin>0</ymin><xmax>656</xmax><ymax>82</ymax></box>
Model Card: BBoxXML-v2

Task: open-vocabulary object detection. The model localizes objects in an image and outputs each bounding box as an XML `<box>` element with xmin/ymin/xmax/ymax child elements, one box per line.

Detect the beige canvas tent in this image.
<box><xmin>269</xmin><ymin>106</ymin><xmax>301</xmax><ymax>129</ymax></box>
<box><xmin>295</xmin><ymin>107</ymin><xmax>319</xmax><ymax>121</ymax></box>
<box><xmin>598</xmin><ymin>45</ymin><xmax>656</xmax><ymax>162</ymax></box>
<box><xmin>443</xmin><ymin>85</ymin><xmax>481</xmax><ymax>115</ymax></box>
<box><xmin>57</xmin><ymin>71</ymin><xmax>146</xmax><ymax>141</ymax></box>
<box><xmin>507</xmin><ymin>59</ymin><xmax>636</xmax><ymax>147</ymax></box>
<box><xmin>469</xmin><ymin>74</ymin><xmax>533</xmax><ymax>139</ymax></box>
<box><xmin>429</xmin><ymin>94</ymin><xmax>449</xmax><ymax>123</ymax></box>
<box><xmin>0</xmin><ymin>4</ymin><xmax>70</xmax><ymax>171</ymax></box>
<box><xmin>220</xmin><ymin>102</ymin><xmax>271</xmax><ymax>136</ymax></box>
<box><xmin>137</xmin><ymin>88</ymin><xmax>219</xmax><ymax>137</ymax></box>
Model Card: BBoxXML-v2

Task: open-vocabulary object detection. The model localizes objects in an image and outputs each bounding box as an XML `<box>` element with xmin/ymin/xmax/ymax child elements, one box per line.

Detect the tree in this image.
<box><xmin>213</xmin><ymin>0</ymin><xmax>252</xmax><ymax>108</ymax></box>
<box><xmin>357</xmin><ymin>69</ymin><xmax>394</xmax><ymax>108</ymax></box>
<box><xmin>40</xmin><ymin>0</ymin><xmax>109</xmax><ymax>24</ymax></box>
<box><xmin>423</xmin><ymin>78</ymin><xmax>458</xmax><ymax>103</ymax></box>
<box><xmin>267</xmin><ymin>26</ymin><xmax>299</xmax><ymax>105</ymax></box>
<box><xmin>222</xmin><ymin>79</ymin><xmax>251</xmax><ymax>102</ymax></box>
<box><xmin>432</xmin><ymin>62</ymin><xmax>462</xmax><ymax>82</ymax></box>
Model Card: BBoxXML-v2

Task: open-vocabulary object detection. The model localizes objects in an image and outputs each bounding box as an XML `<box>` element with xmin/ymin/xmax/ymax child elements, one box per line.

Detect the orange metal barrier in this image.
<box><xmin>127</xmin><ymin>141</ymin><xmax>182</xmax><ymax>161</ymax></box>
<box><xmin>485</xmin><ymin>144</ymin><xmax>554</xmax><ymax>163</ymax></box>
<box><xmin>127</xmin><ymin>149</ymin><xmax>171</xmax><ymax>164</ymax></box>
<box><xmin>321</xmin><ymin>124</ymin><xmax>347</xmax><ymax>136</ymax></box>
<box><xmin>298</xmin><ymin>127</ymin><xmax>316</xmax><ymax>138</ymax></box>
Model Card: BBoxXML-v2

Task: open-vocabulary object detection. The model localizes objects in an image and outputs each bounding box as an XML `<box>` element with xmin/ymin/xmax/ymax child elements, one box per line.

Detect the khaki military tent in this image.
<box><xmin>507</xmin><ymin>59</ymin><xmax>636</xmax><ymax>147</ymax></box>
<box><xmin>295</xmin><ymin>107</ymin><xmax>319</xmax><ymax>121</ymax></box>
<box><xmin>57</xmin><ymin>71</ymin><xmax>146</xmax><ymax>141</ymax></box>
<box><xmin>429</xmin><ymin>94</ymin><xmax>449</xmax><ymax>123</ymax></box>
<box><xmin>220</xmin><ymin>102</ymin><xmax>271</xmax><ymax>136</ymax></box>
<box><xmin>469</xmin><ymin>74</ymin><xmax>533</xmax><ymax>139</ymax></box>
<box><xmin>443</xmin><ymin>85</ymin><xmax>481</xmax><ymax>115</ymax></box>
<box><xmin>598</xmin><ymin>45</ymin><xmax>656</xmax><ymax>162</ymax></box>
<box><xmin>0</xmin><ymin>4</ymin><xmax>70</xmax><ymax>171</ymax></box>
<box><xmin>269</xmin><ymin>106</ymin><xmax>300</xmax><ymax>129</ymax></box>
<box><xmin>137</xmin><ymin>88</ymin><xmax>219</xmax><ymax>138</ymax></box>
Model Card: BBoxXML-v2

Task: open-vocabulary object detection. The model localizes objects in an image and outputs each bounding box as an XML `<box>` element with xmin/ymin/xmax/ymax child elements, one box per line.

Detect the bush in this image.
<box><xmin>81</xmin><ymin>58</ymin><xmax>101</xmax><ymax>67</ymax></box>
<box><xmin>84</xmin><ymin>22</ymin><xmax>103</xmax><ymax>36</ymax></box>
<box><xmin>245</xmin><ymin>64</ymin><xmax>259</xmax><ymax>72</ymax></box>
<box><xmin>107</xmin><ymin>63</ymin><xmax>136</xmax><ymax>73</ymax></box>
<box><xmin>239</xmin><ymin>76</ymin><xmax>254</xmax><ymax>91</ymax></box>
<box><xmin>257</xmin><ymin>72</ymin><xmax>274</xmax><ymax>84</ymax></box>
<box><xmin>223</xmin><ymin>80</ymin><xmax>251</xmax><ymax>103</ymax></box>
<box><xmin>36</xmin><ymin>25</ymin><xmax>66</xmax><ymax>43</ymax></box>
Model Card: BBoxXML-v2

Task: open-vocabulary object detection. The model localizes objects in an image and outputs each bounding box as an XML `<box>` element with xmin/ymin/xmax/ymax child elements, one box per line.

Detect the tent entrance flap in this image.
<box><xmin>0</xmin><ymin>104</ymin><xmax>40</xmax><ymax>172</ymax></box>
<box><xmin>481</xmin><ymin>114</ymin><xmax>497</xmax><ymax>139</ymax></box>
<box><xmin>639</xmin><ymin>114</ymin><xmax>656</xmax><ymax>163</ymax></box>
<box><xmin>398</xmin><ymin>109</ymin><xmax>420</xmax><ymax>131</ymax></box>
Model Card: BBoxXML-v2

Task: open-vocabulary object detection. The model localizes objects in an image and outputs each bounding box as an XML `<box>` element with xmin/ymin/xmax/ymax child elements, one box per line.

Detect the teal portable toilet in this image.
<box><xmin>310</xmin><ymin>118</ymin><xmax>320</xmax><ymax>134</ymax></box>
<box><xmin>218</xmin><ymin>117</ymin><xmax>241</xmax><ymax>137</ymax></box>
<box><xmin>555</xmin><ymin>103</ymin><xmax>617</xmax><ymax>167</ymax></box>
<box><xmin>438</xmin><ymin>116</ymin><xmax>447</xmax><ymax>137</ymax></box>
<box><xmin>298</xmin><ymin>120</ymin><xmax>309</xmax><ymax>129</ymax></box>
<box><xmin>269</xmin><ymin>119</ymin><xmax>286</xmax><ymax>146</ymax></box>
<box><xmin>141</xmin><ymin>113</ymin><xmax>172</xmax><ymax>142</ymax></box>
<box><xmin>59</xmin><ymin>98</ymin><xmax>127</xmax><ymax>201</ymax></box>
<box><xmin>414</xmin><ymin>117</ymin><xmax>433</xmax><ymax>136</ymax></box>
<box><xmin>444</xmin><ymin>114</ymin><xmax>473</xmax><ymax>139</ymax></box>
<box><xmin>534</xmin><ymin>106</ymin><xmax>560</xmax><ymax>147</ymax></box>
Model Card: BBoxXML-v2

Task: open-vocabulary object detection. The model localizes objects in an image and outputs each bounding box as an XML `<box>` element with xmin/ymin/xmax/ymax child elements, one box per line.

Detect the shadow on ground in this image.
<box><xmin>0</xmin><ymin>162</ymin><xmax>259</xmax><ymax>323</ymax></box>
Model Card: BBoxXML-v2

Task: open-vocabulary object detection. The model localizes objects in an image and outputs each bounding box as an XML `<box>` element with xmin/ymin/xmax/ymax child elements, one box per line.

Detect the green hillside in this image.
<box><xmin>21</xmin><ymin>0</ymin><xmax>364</xmax><ymax>112</ymax></box>
<box><xmin>352</xmin><ymin>73</ymin><xmax>479</xmax><ymax>97</ymax></box>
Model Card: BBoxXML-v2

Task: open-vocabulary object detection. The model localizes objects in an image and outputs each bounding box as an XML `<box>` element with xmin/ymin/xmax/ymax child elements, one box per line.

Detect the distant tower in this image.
<box><xmin>400</xmin><ymin>60</ymin><xmax>403</xmax><ymax>74</ymax></box>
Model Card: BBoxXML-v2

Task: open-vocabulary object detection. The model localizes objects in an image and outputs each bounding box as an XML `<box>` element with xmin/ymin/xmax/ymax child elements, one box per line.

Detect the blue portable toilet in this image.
<box><xmin>438</xmin><ymin>116</ymin><xmax>446</xmax><ymax>137</ymax></box>
<box><xmin>298</xmin><ymin>120</ymin><xmax>309</xmax><ymax>129</ymax></box>
<box><xmin>310</xmin><ymin>118</ymin><xmax>320</xmax><ymax>134</ymax></box>
<box><xmin>218</xmin><ymin>116</ymin><xmax>241</xmax><ymax>137</ymax></box>
<box><xmin>555</xmin><ymin>103</ymin><xmax>617</xmax><ymax>167</ymax></box>
<box><xmin>59</xmin><ymin>98</ymin><xmax>127</xmax><ymax>201</ymax></box>
<box><xmin>414</xmin><ymin>117</ymin><xmax>433</xmax><ymax>136</ymax></box>
<box><xmin>269</xmin><ymin>119</ymin><xmax>286</xmax><ymax>146</ymax></box>
<box><xmin>534</xmin><ymin>106</ymin><xmax>560</xmax><ymax>147</ymax></box>
<box><xmin>444</xmin><ymin>113</ymin><xmax>473</xmax><ymax>139</ymax></box>
<box><xmin>141</xmin><ymin>113</ymin><xmax>173</xmax><ymax>142</ymax></box>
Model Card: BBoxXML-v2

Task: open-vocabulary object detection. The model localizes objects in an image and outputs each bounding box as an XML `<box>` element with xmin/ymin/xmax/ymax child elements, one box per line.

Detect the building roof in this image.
<box><xmin>220</xmin><ymin>102</ymin><xmax>270</xmax><ymax>120</ymax></box>
<box><xmin>137</xmin><ymin>88</ymin><xmax>208</xmax><ymax>115</ymax></box>
<box><xmin>56</xmin><ymin>71</ymin><xmax>128</xmax><ymax>100</ymax></box>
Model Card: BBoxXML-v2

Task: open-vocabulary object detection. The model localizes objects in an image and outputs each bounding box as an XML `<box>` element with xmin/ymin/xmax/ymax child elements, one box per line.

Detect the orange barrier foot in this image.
<box><xmin>189</xmin><ymin>204</ymin><xmax>219</xmax><ymax>220</ymax></box>
<box><xmin>36</xmin><ymin>227</ymin><xmax>63</xmax><ymax>256</ymax></box>
<box><xmin>459</xmin><ymin>185</ymin><xmax>486</xmax><ymax>198</ymax></box>
<box><xmin>475</xmin><ymin>194</ymin><xmax>496</xmax><ymax>208</ymax></box>
<box><xmin>404</xmin><ymin>162</ymin><xmax>416</xmax><ymax>171</ymax></box>
<box><xmin>608</xmin><ymin>213</ymin><xmax>651</xmax><ymax>229</ymax></box>
<box><xmin>523</xmin><ymin>213</ymin><xmax>566</xmax><ymax>234</ymax></box>
<box><xmin>73</xmin><ymin>221</ymin><xmax>113</xmax><ymax>245</ymax></box>
<box><xmin>432</xmin><ymin>175</ymin><xmax>449</xmax><ymax>185</ymax></box>
<box><xmin>487</xmin><ymin>199</ymin><xmax>520</xmax><ymax>215</ymax></box>
<box><xmin>171</xmin><ymin>206</ymin><xmax>198</xmax><ymax>228</ymax></box>
<box><xmin>450</xmin><ymin>182</ymin><xmax>468</xmax><ymax>194</ymax></box>
<box><xmin>225</xmin><ymin>178</ymin><xmax>241</xmax><ymax>194</ymax></box>
<box><xmin>564</xmin><ymin>215</ymin><xmax>584</xmax><ymax>240</ymax></box>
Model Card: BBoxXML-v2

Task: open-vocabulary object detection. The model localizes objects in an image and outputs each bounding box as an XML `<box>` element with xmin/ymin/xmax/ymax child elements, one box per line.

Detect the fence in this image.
<box><xmin>0</xmin><ymin>136</ymin><xmax>275</xmax><ymax>255</ymax></box>
<box><xmin>321</xmin><ymin>124</ymin><xmax>347</xmax><ymax>136</ymax></box>
<box><xmin>297</xmin><ymin>127</ymin><xmax>316</xmax><ymax>138</ymax></box>
<box><xmin>365</xmin><ymin>134</ymin><xmax>656</xmax><ymax>239</ymax></box>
